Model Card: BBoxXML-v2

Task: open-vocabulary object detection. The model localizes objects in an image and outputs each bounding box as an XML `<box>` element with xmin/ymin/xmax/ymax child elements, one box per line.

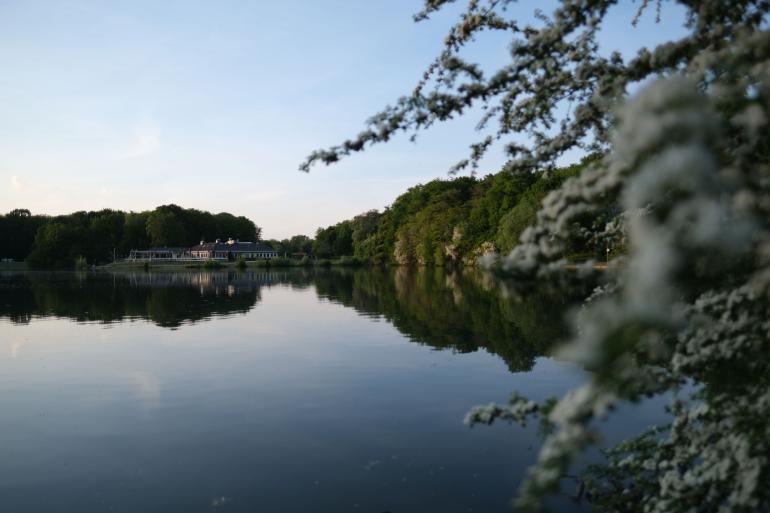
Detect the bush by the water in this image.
<box><xmin>202</xmin><ymin>260</ymin><xmax>222</xmax><ymax>270</ymax></box>
<box><xmin>334</xmin><ymin>255</ymin><xmax>364</xmax><ymax>266</ymax></box>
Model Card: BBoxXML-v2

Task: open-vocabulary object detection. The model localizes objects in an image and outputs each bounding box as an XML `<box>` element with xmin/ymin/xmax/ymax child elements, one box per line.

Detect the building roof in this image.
<box><xmin>138</xmin><ymin>247</ymin><xmax>191</xmax><ymax>253</ymax></box>
<box><xmin>192</xmin><ymin>241</ymin><xmax>276</xmax><ymax>252</ymax></box>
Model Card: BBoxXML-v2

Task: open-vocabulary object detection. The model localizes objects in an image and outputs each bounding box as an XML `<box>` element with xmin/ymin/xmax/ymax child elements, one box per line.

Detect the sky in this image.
<box><xmin>0</xmin><ymin>1</ymin><xmax>689</xmax><ymax>239</ymax></box>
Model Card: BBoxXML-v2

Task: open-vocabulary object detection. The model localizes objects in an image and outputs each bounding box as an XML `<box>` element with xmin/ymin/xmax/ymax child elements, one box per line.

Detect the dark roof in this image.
<box><xmin>192</xmin><ymin>241</ymin><xmax>276</xmax><ymax>252</ymax></box>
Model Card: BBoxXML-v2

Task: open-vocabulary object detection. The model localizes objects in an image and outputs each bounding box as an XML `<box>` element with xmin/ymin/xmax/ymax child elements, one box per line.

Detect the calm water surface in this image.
<box><xmin>0</xmin><ymin>268</ymin><xmax>659</xmax><ymax>513</ymax></box>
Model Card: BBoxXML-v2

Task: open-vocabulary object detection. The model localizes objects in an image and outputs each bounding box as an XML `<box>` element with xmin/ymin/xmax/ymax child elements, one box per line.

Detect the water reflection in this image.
<box><xmin>0</xmin><ymin>268</ymin><xmax>571</xmax><ymax>370</ymax></box>
<box><xmin>0</xmin><ymin>268</ymin><xmax>601</xmax><ymax>513</ymax></box>
<box><xmin>0</xmin><ymin>270</ymin><xmax>274</xmax><ymax>328</ymax></box>
<box><xmin>313</xmin><ymin>267</ymin><xmax>572</xmax><ymax>372</ymax></box>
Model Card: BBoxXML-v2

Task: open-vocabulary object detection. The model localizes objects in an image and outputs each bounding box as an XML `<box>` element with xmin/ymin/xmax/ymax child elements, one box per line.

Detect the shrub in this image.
<box><xmin>335</xmin><ymin>255</ymin><xmax>364</xmax><ymax>266</ymax></box>
<box><xmin>265</xmin><ymin>257</ymin><xmax>294</xmax><ymax>267</ymax></box>
<box><xmin>202</xmin><ymin>259</ymin><xmax>221</xmax><ymax>270</ymax></box>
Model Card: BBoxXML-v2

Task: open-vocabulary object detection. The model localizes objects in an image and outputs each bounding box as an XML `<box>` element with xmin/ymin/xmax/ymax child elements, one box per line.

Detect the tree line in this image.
<box><xmin>0</xmin><ymin>204</ymin><xmax>260</xmax><ymax>268</ymax></box>
<box><xmin>3</xmin><ymin>158</ymin><xmax>597</xmax><ymax>269</ymax></box>
<box><xmin>267</xmin><ymin>155</ymin><xmax>600</xmax><ymax>265</ymax></box>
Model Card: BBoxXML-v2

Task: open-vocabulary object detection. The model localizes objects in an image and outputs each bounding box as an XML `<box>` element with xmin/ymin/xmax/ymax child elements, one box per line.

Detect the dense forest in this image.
<box><xmin>271</xmin><ymin>155</ymin><xmax>600</xmax><ymax>264</ymax></box>
<box><xmin>0</xmin><ymin>204</ymin><xmax>260</xmax><ymax>268</ymax></box>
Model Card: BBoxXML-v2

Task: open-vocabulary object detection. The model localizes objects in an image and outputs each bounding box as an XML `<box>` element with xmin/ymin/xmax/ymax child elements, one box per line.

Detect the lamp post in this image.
<box><xmin>606</xmin><ymin>246</ymin><xmax>610</xmax><ymax>264</ymax></box>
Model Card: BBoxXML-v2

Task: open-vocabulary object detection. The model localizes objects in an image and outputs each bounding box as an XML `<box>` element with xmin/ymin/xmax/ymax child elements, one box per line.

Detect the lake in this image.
<box><xmin>0</xmin><ymin>268</ymin><xmax>661</xmax><ymax>513</ymax></box>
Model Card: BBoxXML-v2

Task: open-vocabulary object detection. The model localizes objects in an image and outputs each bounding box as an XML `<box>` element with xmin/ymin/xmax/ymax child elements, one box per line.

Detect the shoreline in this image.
<box><xmin>4</xmin><ymin>259</ymin><xmax>617</xmax><ymax>272</ymax></box>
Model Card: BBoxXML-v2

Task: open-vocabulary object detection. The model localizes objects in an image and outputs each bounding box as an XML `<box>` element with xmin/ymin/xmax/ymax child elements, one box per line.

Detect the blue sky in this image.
<box><xmin>0</xmin><ymin>1</ymin><xmax>688</xmax><ymax>239</ymax></box>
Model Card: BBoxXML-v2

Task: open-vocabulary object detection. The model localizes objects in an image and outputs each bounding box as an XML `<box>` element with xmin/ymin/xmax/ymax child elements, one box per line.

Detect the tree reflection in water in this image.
<box><xmin>0</xmin><ymin>268</ymin><xmax>574</xmax><ymax>371</ymax></box>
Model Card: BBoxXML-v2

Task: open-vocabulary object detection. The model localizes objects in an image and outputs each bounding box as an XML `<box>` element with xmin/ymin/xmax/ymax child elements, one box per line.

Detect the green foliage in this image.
<box><xmin>0</xmin><ymin>209</ymin><xmax>49</xmax><ymax>261</ymax></box>
<box><xmin>146</xmin><ymin>209</ymin><xmax>187</xmax><ymax>247</ymax></box>
<box><xmin>215</xmin><ymin>159</ymin><xmax>592</xmax><ymax>268</ymax></box>
<box><xmin>121</xmin><ymin>212</ymin><xmax>150</xmax><ymax>254</ymax></box>
<box><xmin>264</xmin><ymin>234</ymin><xmax>312</xmax><ymax>258</ymax></box>
<box><xmin>236</xmin><ymin>257</ymin><xmax>247</xmax><ymax>270</ymax></box>
<box><xmin>496</xmin><ymin>199</ymin><xmax>538</xmax><ymax>254</ymax></box>
<box><xmin>495</xmin><ymin>158</ymin><xmax>589</xmax><ymax>255</ymax></box>
<box><xmin>26</xmin><ymin>222</ymin><xmax>85</xmax><ymax>269</ymax></box>
<box><xmin>311</xmin><ymin>160</ymin><xmax>593</xmax><ymax>265</ymax></box>
<box><xmin>144</xmin><ymin>204</ymin><xmax>257</xmax><ymax>248</ymax></box>
<box><xmin>334</xmin><ymin>255</ymin><xmax>364</xmax><ymax>266</ymax></box>
<box><xmin>11</xmin><ymin>204</ymin><xmax>260</xmax><ymax>268</ymax></box>
<box><xmin>202</xmin><ymin>260</ymin><xmax>221</xmax><ymax>270</ymax></box>
<box><xmin>313</xmin><ymin>220</ymin><xmax>354</xmax><ymax>258</ymax></box>
<box><xmin>266</xmin><ymin>257</ymin><xmax>294</xmax><ymax>267</ymax></box>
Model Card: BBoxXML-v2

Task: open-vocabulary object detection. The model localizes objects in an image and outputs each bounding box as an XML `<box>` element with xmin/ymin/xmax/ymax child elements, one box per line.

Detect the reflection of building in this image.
<box><xmin>128</xmin><ymin>238</ymin><xmax>277</xmax><ymax>262</ymax></box>
<box><xmin>123</xmin><ymin>270</ymin><xmax>282</xmax><ymax>289</ymax></box>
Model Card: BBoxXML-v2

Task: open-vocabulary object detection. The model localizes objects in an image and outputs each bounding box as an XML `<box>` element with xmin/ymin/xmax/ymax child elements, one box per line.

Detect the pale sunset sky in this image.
<box><xmin>0</xmin><ymin>1</ymin><xmax>688</xmax><ymax>239</ymax></box>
